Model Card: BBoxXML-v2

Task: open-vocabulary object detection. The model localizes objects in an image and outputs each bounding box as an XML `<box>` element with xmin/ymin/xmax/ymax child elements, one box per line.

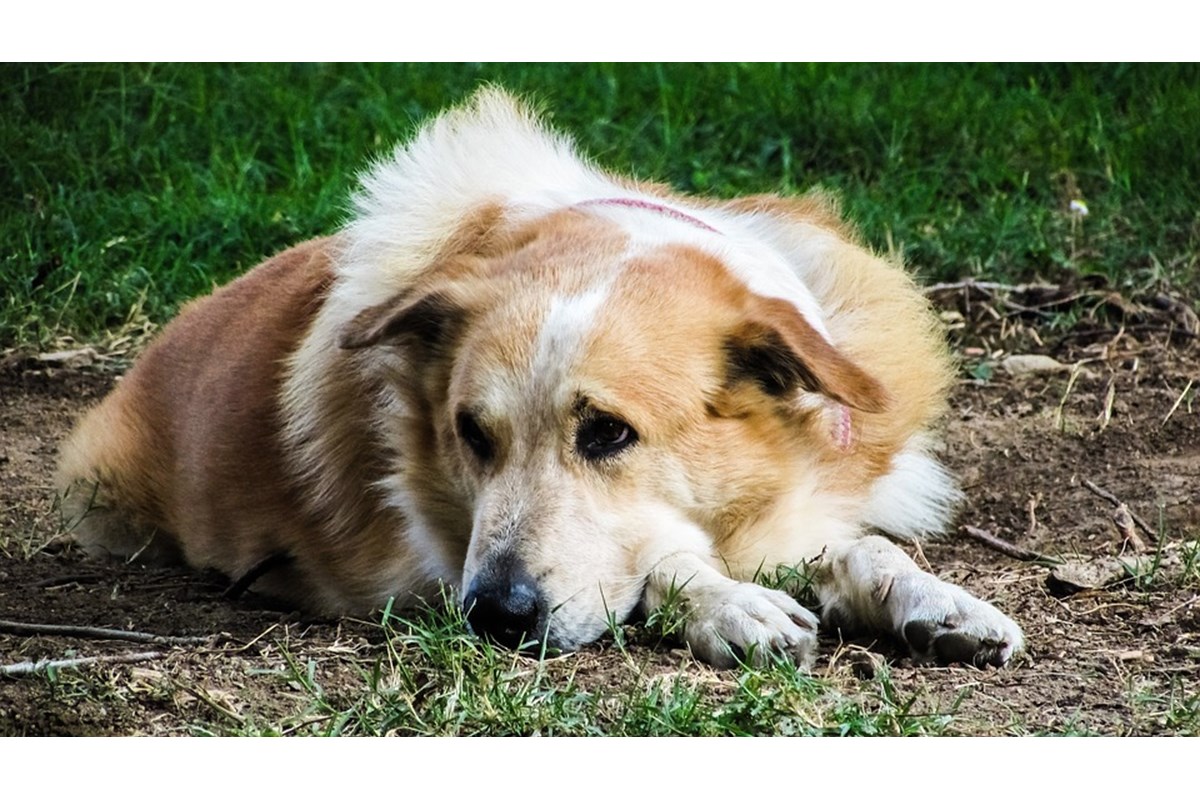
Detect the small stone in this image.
<box><xmin>36</xmin><ymin>347</ymin><xmax>98</xmax><ymax>369</ymax></box>
<box><xmin>1000</xmin><ymin>354</ymin><xmax>1070</xmax><ymax>376</ymax></box>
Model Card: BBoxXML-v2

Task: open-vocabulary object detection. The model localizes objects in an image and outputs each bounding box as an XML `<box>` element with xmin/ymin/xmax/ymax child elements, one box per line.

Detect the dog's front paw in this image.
<box><xmin>886</xmin><ymin>573</ymin><xmax>1024</xmax><ymax>667</ymax></box>
<box><xmin>683</xmin><ymin>581</ymin><xmax>818</xmax><ymax>669</ymax></box>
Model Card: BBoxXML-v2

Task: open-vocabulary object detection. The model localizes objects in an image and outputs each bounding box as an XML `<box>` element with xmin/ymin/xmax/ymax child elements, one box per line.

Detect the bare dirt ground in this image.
<box><xmin>2</xmin><ymin>286</ymin><xmax>1197</xmax><ymax>736</ymax></box>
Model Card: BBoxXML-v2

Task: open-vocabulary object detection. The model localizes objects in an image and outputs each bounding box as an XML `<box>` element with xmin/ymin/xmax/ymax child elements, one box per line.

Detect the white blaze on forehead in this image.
<box><xmin>530</xmin><ymin>280</ymin><xmax>614</xmax><ymax>388</ymax></box>
<box><xmin>467</xmin><ymin>276</ymin><xmax>617</xmax><ymax>418</ymax></box>
<box><xmin>577</xmin><ymin>200</ymin><xmax>835</xmax><ymax>342</ymax></box>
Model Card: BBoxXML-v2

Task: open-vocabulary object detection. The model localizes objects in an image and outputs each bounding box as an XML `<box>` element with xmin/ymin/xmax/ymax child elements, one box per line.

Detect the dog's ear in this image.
<box><xmin>338</xmin><ymin>287</ymin><xmax>468</xmax><ymax>352</ymax></box>
<box><xmin>725</xmin><ymin>294</ymin><xmax>888</xmax><ymax>414</ymax></box>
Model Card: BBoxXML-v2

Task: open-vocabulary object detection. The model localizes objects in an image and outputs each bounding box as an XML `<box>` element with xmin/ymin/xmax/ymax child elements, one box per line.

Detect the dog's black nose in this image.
<box><xmin>463</xmin><ymin>570</ymin><xmax>542</xmax><ymax>650</ymax></box>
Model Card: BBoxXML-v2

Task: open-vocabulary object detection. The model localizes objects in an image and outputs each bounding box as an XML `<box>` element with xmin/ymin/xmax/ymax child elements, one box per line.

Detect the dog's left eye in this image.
<box><xmin>576</xmin><ymin>413</ymin><xmax>638</xmax><ymax>461</ymax></box>
<box><xmin>456</xmin><ymin>411</ymin><xmax>495</xmax><ymax>462</ymax></box>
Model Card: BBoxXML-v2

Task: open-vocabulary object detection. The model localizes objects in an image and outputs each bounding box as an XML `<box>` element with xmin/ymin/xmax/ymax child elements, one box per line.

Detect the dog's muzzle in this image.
<box><xmin>462</xmin><ymin>562</ymin><xmax>546</xmax><ymax>651</ymax></box>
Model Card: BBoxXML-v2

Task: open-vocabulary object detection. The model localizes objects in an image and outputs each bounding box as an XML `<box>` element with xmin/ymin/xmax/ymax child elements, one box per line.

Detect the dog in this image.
<box><xmin>57</xmin><ymin>88</ymin><xmax>1023</xmax><ymax>668</ymax></box>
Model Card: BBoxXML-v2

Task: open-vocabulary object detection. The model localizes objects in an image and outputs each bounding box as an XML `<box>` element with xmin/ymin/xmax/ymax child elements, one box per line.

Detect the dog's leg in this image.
<box><xmin>816</xmin><ymin>535</ymin><xmax>1023</xmax><ymax>667</ymax></box>
<box><xmin>643</xmin><ymin>551</ymin><xmax>819</xmax><ymax>669</ymax></box>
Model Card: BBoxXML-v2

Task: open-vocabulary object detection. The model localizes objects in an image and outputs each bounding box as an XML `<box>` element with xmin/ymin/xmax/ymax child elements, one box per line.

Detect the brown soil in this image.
<box><xmin>2</xmin><ymin>300</ymin><xmax>1198</xmax><ymax>736</ymax></box>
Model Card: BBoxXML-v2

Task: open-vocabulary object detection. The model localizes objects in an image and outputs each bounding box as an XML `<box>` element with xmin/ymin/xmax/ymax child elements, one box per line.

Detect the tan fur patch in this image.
<box><xmin>57</xmin><ymin>90</ymin><xmax>964</xmax><ymax>658</ymax></box>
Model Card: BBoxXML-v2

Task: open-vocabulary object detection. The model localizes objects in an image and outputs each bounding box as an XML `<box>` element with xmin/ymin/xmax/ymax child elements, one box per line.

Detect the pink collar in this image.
<box><xmin>575</xmin><ymin>197</ymin><xmax>721</xmax><ymax>234</ymax></box>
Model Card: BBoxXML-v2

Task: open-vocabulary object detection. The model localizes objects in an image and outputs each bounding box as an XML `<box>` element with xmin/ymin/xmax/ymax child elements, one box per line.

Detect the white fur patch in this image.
<box><xmin>329</xmin><ymin>88</ymin><xmax>835</xmax><ymax>352</ymax></box>
<box><xmin>722</xmin><ymin>477</ymin><xmax>862</xmax><ymax>578</ymax></box>
<box><xmin>577</xmin><ymin>199</ymin><xmax>836</xmax><ymax>343</ymax></box>
<box><xmin>334</xmin><ymin>89</ymin><xmax>623</xmax><ymax>319</ymax></box>
<box><xmin>816</xmin><ymin>535</ymin><xmax>1024</xmax><ymax>666</ymax></box>
<box><xmin>377</xmin><ymin>472</ymin><xmax>460</xmax><ymax>585</ymax></box>
<box><xmin>861</xmin><ymin>440</ymin><xmax>963</xmax><ymax>539</ymax></box>
<box><xmin>531</xmin><ymin>282</ymin><xmax>613</xmax><ymax>388</ymax></box>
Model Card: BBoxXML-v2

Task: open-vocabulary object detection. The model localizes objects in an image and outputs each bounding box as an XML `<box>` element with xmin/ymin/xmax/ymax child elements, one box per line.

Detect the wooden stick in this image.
<box><xmin>1</xmin><ymin>651</ymin><xmax>162</xmax><ymax>677</ymax></box>
<box><xmin>0</xmin><ymin>619</ymin><xmax>213</xmax><ymax>645</ymax></box>
<box><xmin>34</xmin><ymin>574</ymin><xmax>106</xmax><ymax>589</ymax></box>
<box><xmin>1025</xmin><ymin>494</ymin><xmax>1041</xmax><ymax>539</ymax></box>
<box><xmin>1081</xmin><ymin>479</ymin><xmax>1160</xmax><ymax>545</ymax></box>
<box><xmin>922</xmin><ymin>279</ymin><xmax>1056</xmax><ymax>294</ymax></box>
<box><xmin>178</xmin><ymin>684</ymin><xmax>247</xmax><ymax>726</ymax></box>
<box><xmin>961</xmin><ymin>525</ymin><xmax>1060</xmax><ymax>564</ymax></box>
<box><xmin>1162</xmin><ymin>378</ymin><xmax>1194</xmax><ymax>427</ymax></box>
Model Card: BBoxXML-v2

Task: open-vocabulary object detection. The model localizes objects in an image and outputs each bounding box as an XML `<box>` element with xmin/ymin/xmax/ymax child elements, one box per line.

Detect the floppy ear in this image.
<box><xmin>725</xmin><ymin>294</ymin><xmax>888</xmax><ymax>414</ymax></box>
<box><xmin>338</xmin><ymin>288</ymin><xmax>467</xmax><ymax>352</ymax></box>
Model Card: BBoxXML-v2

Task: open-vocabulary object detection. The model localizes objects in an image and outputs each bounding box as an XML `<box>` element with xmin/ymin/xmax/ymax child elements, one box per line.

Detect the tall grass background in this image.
<box><xmin>3</xmin><ymin>63</ymin><xmax>1198</xmax><ymax>347</ymax></box>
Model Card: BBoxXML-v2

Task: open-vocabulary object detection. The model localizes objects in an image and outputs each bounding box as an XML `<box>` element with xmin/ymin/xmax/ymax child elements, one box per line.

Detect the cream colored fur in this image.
<box><xmin>57</xmin><ymin>87</ymin><xmax>1022</xmax><ymax>668</ymax></box>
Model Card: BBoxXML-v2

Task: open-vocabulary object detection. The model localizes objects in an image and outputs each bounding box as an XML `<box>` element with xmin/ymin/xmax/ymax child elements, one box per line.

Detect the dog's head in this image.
<box><xmin>339</xmin><ymin>202</ymin><xmax>887</xmax><ymax>652</ymax></box>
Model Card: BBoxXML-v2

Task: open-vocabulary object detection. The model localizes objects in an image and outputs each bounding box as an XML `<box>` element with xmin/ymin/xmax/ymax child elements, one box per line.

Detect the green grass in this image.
<box><xmin>5</xmin><ymin>63</ymin><xmax>1199</xmax><ymax>737</ymax></box>
<box><xmin>3</xmin><ymin>63</ymin><xmax>1199</xmax><ymax>347</ymax></box>
<box><xmin>1129</xmin><ymin>675</ymin><xmax>1200</xmax><ymax>735</ymax></box>
<box><xmin>202</xmin><ymin>601</ymin><xmax>954</xmax><ymax>737</ymax></box>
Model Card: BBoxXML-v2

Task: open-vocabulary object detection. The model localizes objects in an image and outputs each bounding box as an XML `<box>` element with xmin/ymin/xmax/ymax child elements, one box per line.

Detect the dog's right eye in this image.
<box><xmin>576</xmin><ymin>412</ymin><xmax>638</xmax><ymax>462</ymax></box>
<box><xmin>456</xmin><ymin>412</ymin><xmax>494</xmax><ymax>462</ymax></box>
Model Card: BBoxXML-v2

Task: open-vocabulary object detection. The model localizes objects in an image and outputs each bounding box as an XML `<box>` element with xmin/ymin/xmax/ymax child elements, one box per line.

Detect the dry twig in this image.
<box><xmin>961</xmin><ymin>525</ymin><xmax>1059</xmax><ymax>564</ymax></box>
<box><xmin>910</xmin><ymin>538</ymin><xmax>933</xmax><ymax>572</ymax></box>
<box><xmin>923</xmin><ymin>279</ymin><xmax>1034</xmax><ymax>294</ymax></box>
<box><xmin>34</xmin><ymin>574</ymin><xmax>106</xmax><ymax>589</ymax></box>
<box><xmin>0</xmin><ymin>619</ymin><xmax>214</xmax><ymax>646</ymax></box>
<box><xmin>1025</xmin><ymin>494</ymin><xmax>1041</xmax><ymax>539</ymax></box>
<box><xmin>177</xmin><ymin>684</ymin><xmax>247</xmax><ymax>726</ymax></box>
<box><xmin>1162</xmin><ymin>378</ymin><xmax>1194</xmax><ymax>427</ymax></box>
<box><xmin>1081</xmin><ymin>479</ymin><xmax>1160</xmax><ymax>546</ymax></box>
<box><xmin>1098</xmin><ymin>378</ymin><xmax>1117</xmax><ymax>432</ymax></box>
<box><xmin>1054</xmin><ymin>362</ymin><xmax>1087</xmax><ymax>432</ymax></box>
<box><xmin>1</xmin><ymin>651</ymin><xmax>162</xmax><ymax>677</ymax></box>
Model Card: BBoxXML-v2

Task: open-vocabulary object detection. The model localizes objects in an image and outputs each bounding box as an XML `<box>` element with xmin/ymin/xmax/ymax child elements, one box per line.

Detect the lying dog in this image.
<box><xmin>57</xmin><ymin>88</ymin><xmax>1023</xmax><ymax>668</ymax></box>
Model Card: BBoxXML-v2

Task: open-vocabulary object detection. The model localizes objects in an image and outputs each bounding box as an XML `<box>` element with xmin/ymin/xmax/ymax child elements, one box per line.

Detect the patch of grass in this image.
<box><xmin>1049</xmin><ymin>717</ymin><xmax>1104</xmax><ymax>737</ymax></box>
<box><xmin>202</xmin><ymin>600</ymin><xmax>953</xmax><ymax>736</ymax></box>
<box><xmin>1161</xmin><ymin>685</ymin><xmax>1200</xmax><ymax>734</ymax></box>
<box><xmin>1180</xmin><ymin>538</ymin><xmax>1200</xmax><ymax>588</ymax></box>
<box><xmin>1129</xmin><ymin>675</ymin><xmax>1200</xmax><ymax>735</ymax></box>
<box><xmin>4</xmin><ymin>63</ymin><xmax>1199</xmax><ymax>347</ymax></box>
<box><xmin>1118</xmin><ymin>508</ymin><xmax>1200</xmax><ymax>594</ymax></box>
<box><xmin>638</xmin><ymin>578</ymin><xmax>691</xmax><ymax>645</ymax></box>
<box><xmin>755</xmin><ymin>559</ymin><xmax>821</xmax><ymax>605</ymax></box>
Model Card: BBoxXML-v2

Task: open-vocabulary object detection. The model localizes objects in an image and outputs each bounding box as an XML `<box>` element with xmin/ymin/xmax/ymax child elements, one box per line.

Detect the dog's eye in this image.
<box><xmin>456</xmin><ymin>411</ymin><xmax>494</xmax><ymax>461</ymax></box>
<box><xmin>576</xmin><ymin>413</ymin><xmax>638</xmax><ymax>461</ymax></box>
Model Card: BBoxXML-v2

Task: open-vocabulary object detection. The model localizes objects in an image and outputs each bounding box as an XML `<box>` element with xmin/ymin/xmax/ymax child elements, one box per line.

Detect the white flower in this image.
<box><xmin>1069</xmin><ymin>199</ymin><xmax>1089</xmax><ymax>216</ymax></box>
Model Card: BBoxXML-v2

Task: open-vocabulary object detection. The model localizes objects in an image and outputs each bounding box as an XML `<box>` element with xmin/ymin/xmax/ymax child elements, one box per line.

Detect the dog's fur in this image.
<box><xmin>57</xmin><ymin>88</ymin><xmax>1022</xmax><ymax>667</ymax></box>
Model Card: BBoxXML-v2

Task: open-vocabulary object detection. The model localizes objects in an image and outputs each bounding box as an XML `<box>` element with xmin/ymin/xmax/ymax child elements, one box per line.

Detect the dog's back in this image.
<box><xmin>57</xmin><ymin>238</ymin><xmax>335</xmax><ymax>595</ymax></box>
<box><xmin>54</xmin><ymin>89</ymin><xmax>1023</xmax><ymax>666</ymax></box>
